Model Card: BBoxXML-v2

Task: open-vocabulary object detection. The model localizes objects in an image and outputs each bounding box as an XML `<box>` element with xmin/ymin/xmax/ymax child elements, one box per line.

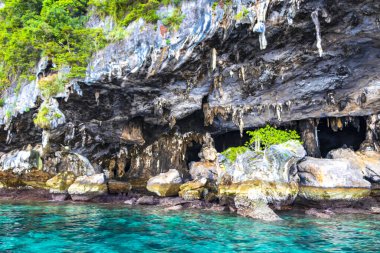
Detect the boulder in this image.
<box><xmin>219</xmin><ymin>140</ymin><xmax>306</xmax><ymax>208</ymax></box>
<box><xmin>234</xmin><ymin>196</ymin><xmax>282</xmax><ymax>221</ymax></box>
<box><xmin>108</xmin><ymin>180</ymin><xmax>132</xmax><ymax>194</ymax></box>
<box><xmin>46</xmin><ymin>171</ymin><xmax>76</xmax><ymax>194</ymax></box>
<box><xmin>189</xmin><ymin>161</ymin><xmax>219</xmax><ymax>181</ymax></box>
<box><xmin>199</xmin><ymin>146</ymin><xmax>218</xmax><ymax>162</ymax></box>
<box><xmin>136</xmin><ymin>196</ymin><xmax>157</xmax><ymax>205</ymax></box>
<box><xmin>146</xmin><ymin>169</ymin><xmax>182</xmax><ymax>197</ymax></box>
<box><xmin>59</xmin><ymin>153</ymin><xmax>97</xmax><ymax>176</ymax></box>
<box><xmin>179</xmin><ymin>178</ymin><xmax>207</xmax><ymax>201</ymax></box>
<box><xmin>327</xmin><ymin>148</ymin><xmax>380</xmax><ymax>183</ymax></box>
<box><xmin>68</xmin><ymin>173</ymin><xmax>107</xmax><ymax>201</ymax></box>
<box><xmin>223</xmin><ymin>140</ymin><xmax>306</xmax><ymax>184</ymax></box>
<box><xmin>297</xmin><ymin>157</ymin><xmax>371</xmax><ymax>201</ymax></box>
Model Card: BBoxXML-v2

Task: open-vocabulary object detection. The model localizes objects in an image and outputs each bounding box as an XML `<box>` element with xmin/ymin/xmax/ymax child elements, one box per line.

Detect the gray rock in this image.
<box><xmin>136</xmin><ymin>196</ymin><xmax>157</xmax><ymax>205</ymax></box>
<box><xmin>298</xmin><ymin>157</ymin><xmax>371</xmax><ymax>188</ymax></box>
<box><xmin>234</xmin><ymin>196</ymin><xmax>282</xmax><ymax>221</ymax></box>
<box><xmin>328</xmin><ymin>148</ymin><xmax>380</xmax><ymax>183</ymax></box>
<box><xmin>68</xmin><ymin>173</ymin><xmax>107</xmax><ymax>201</ymax></box>
<box><xmin>0</xmin><ymin>150</ymin><xmax>42</xmax><ymax>175</ymax></box>
<box><xmin>189</xmin><ymin>161</ymin><xmax>219</xmax><ymax>181</ymax></box>
<box><xmin>298</xmin><ymin>157</ymin><xmax>371</xmax><ymax>201</ymax></box>
<box><xmin>146</xmin><ymin>169</ymin><xmax>183</xmax><ymax>197</ymax></box>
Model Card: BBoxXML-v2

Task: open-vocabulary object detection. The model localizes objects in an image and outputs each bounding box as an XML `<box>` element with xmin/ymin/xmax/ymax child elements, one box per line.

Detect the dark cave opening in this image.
<box><xmin>317</xmin><ymin>117</ymin><xmax>366</xmax><ymax>157</ymax></box>
<box><xmin>213</xmin><ymin>130</ymin><xmax>251</xmax><ymax>153</ymax></box>
<box><xmin>185</xmin><ymin>141</ymin><xmax>203</xmax><ymax>167</ymax></box>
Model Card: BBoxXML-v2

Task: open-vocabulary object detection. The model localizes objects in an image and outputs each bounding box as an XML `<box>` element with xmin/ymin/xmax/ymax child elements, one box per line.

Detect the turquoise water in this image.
<box><xmin>0</xmin><ymin>202</ymin><xmax>379</xmax><ymax>253</ymax></box>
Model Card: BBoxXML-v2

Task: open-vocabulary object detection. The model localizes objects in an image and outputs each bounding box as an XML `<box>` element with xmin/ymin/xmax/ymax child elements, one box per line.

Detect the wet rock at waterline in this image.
<box><xmin>234</xmin><ymin>196</ymin><xmax>282</xmax><ymax>222</ymax></box>
<box><xmin>179</xmin><ymin>178</ymin><xmax>208</xmax><ymax>201</ymax></box>
<box><xmin>146</xmin><ymin>169</ymin><xmax>183</xmax><ymax>197</ymax></box>
<box><xmin>108</xmin><ymin>180</ymin><xmax>132</xmax><ymax>195</ymax></box>
<box><xmin>67</xmin><ymin>173</ymin><xmax>107</xmax><ymax>201</ymax></box>
<box><xmin>298</xmin><ymin>157</ymin><xmax>371</xmax><ymax>201</ymax></box>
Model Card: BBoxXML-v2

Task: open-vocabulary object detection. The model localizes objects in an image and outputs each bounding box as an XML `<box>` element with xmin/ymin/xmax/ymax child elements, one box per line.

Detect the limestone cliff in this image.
<box><xmin>0</xmin><ymin>0</ymin><xmax>379</xmax><ymax>189</ymax></box>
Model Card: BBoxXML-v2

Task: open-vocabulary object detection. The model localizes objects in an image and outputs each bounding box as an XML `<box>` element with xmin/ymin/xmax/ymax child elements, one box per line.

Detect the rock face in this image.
<box><xmin>179</xmin><ymin>178</ymin><xmax>208</xmax><ymax>201</ymax></box>
<box><xmin>234</xmin><ymin>196</ymin><xmax>282</xmax><ymax>221</ymax></box>
<box><xmin>146</xmin><ymin>169</ymin><xmax>183</xmax><ymax>197</ymax></box>
<box><xmin>108</xmin><ymin>180</ymin><xmax>132</xmax><ymax>194</ymax></box>
<box><xmin>189</xmin><ymin>162</ymin><xmax>219</xmax><ymax>181</ymax></box>
<box><xmin>67</xmin><ymin>173</ymin><xmax>107</xmax><ymax>201</ymax></box>
<box><xmin>327</xmin><ymin>148</ymin><xmax>380</xmax><ymax>184</ymax></box>
<box><xmin>0</xmin><ymin>0</ymin><xmax>379</xmax><ymax>212</ymax></box>
<box><xmin>298</xmin><ymin>157</ymin><xmax>371</xmax><ymax>201</ymax></box>
<box><xmin>219</xmin><ymin>141</ymin><xmax>306</xmax><ymax>219</ymax></box>
<box><xmin>46</xmin><ymin>171</ymin><xmax>76</xmax><ymax>194</ymax></box>
<box><xmin>223</xmin><ymin>141</ymin><xmax>305</xmax><ymax>184</ymax></box>
<box><xmin>0</xmin><ymin>150</ymin><xmax>42</xmax><ymax>174</ymax></box>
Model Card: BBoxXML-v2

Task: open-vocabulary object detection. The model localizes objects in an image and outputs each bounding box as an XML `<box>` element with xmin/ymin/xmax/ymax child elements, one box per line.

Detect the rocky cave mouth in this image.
<box><xmin>185</xmin><ymin>141</ymin><xmax>202</xmax><ymax>166</ymax></box>
<box><xmin>213</xmin><ymin>131</ymin><xmax>251</xmax><ymax>153</ymax></box>
<box><xmin>317</xmin><ymin>117</ymin><xmax>366</xmax><ymax>157</ymax></box>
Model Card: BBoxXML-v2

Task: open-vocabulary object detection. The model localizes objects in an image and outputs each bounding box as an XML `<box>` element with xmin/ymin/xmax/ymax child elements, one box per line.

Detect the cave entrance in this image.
<box><xmin>185</xmin><ymin>141</ymin><xmax>202</xmax><ymax>167</ymax></box>
<box><xmin>213</xmin><ymin>130</ymin><xmax>251</xmax><ymax>152</ymax></box>
<box><xmin>317</xmin><ymin>117</ymin><xmax>366</xmax><ymax>157</ymax></box>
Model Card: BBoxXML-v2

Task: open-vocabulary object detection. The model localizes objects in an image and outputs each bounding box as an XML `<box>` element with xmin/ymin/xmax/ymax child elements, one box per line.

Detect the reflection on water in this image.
<box><xmin>0</xmin><ymin>201</ymin><xmax>379</xmax><ymax>252</ymax></box>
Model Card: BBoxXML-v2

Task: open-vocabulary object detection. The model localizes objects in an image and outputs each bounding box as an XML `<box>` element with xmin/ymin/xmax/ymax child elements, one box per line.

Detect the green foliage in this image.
<box><xmin>221</xmin><ymin>146</ymin><xmax>249</xmax><ymax>162</ymax></box>
<box><xmin>235</xmin><ymin>7</ymin><xmax>249</xmax><ymax>20</ymax></box>
<box><xmin>38</xmin><ymin>73</ymin><xmax>65</xmax><ymax>98</ymax></box>
<box><xmin>161</xmin><ymin>7</ymin><xmax>185</xmax><ymax>31</ymax></box>
<box><xmin>0</xmin><ymin>0</ymin><xmax>106</xmax><ymax>94</ymax></box>
<box><xmin>221</xmin><ymin>125</ymin><xmax>301</xmax><ymax>162</ymax></box>
<box><xmin>33</xmin><ymin>105</ymin><xmax>50</xmax><ymax>129</ymax></box>
<box><xmin>246</xmin><ymin>125</ymin><xmax>301</xmax><ymax>151</ymax></box>
<box><xmin>0</xmin><ymin>98</ymin><xmax>4</xmax><ymax>107</ymax></box>
<box><xmin>0</xmin><ymin>0</ymin><xmax>186</xmax><ymax>96</ymax></box>
<box><xmin>89</xmin><ymin>0</ymin><xmax>182</xmax><ymax>27</ymax></box>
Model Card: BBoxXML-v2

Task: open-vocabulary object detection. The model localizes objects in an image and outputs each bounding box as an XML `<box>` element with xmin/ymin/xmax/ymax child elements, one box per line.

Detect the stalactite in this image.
<box><xmin>276</xmin><ymin>104</ymin><xmax>283</xmax><ymax>122</ymax></box>
<box><xmin>241</xmin><ymin>66</ymin><xmax>246</xmax><ymax>83</ymax></box>
<box><xmin>211</xmin><ymin>48</ymin><xmax>217</xmax><ymax>71</ymax></box>
<box><xmin>311</xmin><ymin>9</ymin><xmax>323</xmax><ymax>57</ymax></box>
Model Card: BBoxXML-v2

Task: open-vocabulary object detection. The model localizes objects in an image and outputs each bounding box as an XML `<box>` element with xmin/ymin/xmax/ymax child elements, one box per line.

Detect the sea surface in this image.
<box><xmin>0</xmin><ymin>201</ymin><xmax>379</xmax><ymax>252</ymax></box>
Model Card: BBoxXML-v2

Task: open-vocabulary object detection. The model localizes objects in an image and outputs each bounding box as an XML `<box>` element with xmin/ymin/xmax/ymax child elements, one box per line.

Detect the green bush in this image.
<box><xmin>0</xmin><ymin>98</ymin><xmax>4</xmax><ymax>107</ymax></box>
<box><xmin>246</xmin><ymin>125</ymin><xmax>301</xmax><ymax>151</ymax></box>
<box><xmin>221</xmin><ymin>146</ymin><xmax>249</xmax><ymax>163</ymax></box>
<box><xmin>221</xmin><ymin>125</ymin><xmax>301</xmax><ymax>162</ymax></box>
<box><xmin>33</xmin><ymin>105</ymin><xmax>50</xmax><ymax>129</ymax></box>
<box><xmin>162</xmin><ymin>7</ymin><xmax>185</xmax><ymax>31</ymax></box>
<box><xmin>38</xmin><ymin>73</ymin><xmax>66</xmax><ymax>98</ymax></box>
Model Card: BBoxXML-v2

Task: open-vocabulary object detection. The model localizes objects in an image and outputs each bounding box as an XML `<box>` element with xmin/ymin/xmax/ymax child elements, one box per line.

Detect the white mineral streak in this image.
<box><xmin>253</xmin><ymin>0</ymin><xmax>271</xmax><ymax>50</ymax></box>
<box><xmin>311</xmin><ymin>10</ymin><xmax>323</xmax><ymax>57</ymax></box>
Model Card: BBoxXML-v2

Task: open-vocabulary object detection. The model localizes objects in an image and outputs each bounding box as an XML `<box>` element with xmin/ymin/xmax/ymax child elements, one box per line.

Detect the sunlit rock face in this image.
<box><xmin>297</xmin><ymin>157</ymin><xmax>372</xmax><ymax>201</ymax></box>
<box><xmin>219</xmin><ymin>141</ymin><xmax>306</xmax><ymax>210</ymax></box>
<box><xmin>0</xmin><ymin>0</ymin><xmax>379</xmax><ymax>189</ymax></box>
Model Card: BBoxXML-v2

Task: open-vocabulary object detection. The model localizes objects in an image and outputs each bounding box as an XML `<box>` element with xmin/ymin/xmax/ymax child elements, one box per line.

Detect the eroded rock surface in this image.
<box><xmin>298</xmin><ymin>157</ymin><xmax>371</xmax><ymax>201</ymax></box>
